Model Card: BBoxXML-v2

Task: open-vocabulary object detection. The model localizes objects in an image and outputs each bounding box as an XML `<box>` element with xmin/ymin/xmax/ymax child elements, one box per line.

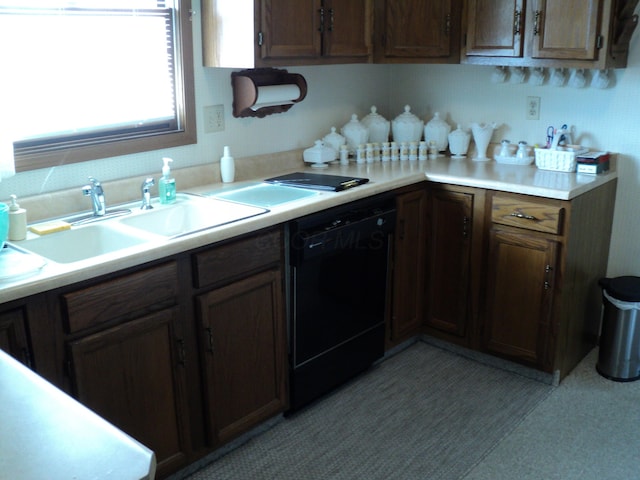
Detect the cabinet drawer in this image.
<box><xmin>194</xmin><ymin>229</ymin><xmax>282</xmax><ymax>289</ymax></box>
<box><xmin>491</xmin><ymin>195</ymin><xmax>564</xmax><ymax>235</ymax></box>
<box><xmin>63</xmin><ymin>262</ymin><xmax>178</xmax><ymax>334</ymax></box>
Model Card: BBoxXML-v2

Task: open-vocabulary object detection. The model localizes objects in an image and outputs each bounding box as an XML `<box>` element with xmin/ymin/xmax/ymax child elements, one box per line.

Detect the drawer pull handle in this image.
<box><xmin>510</xmin><ymin>211</ymin><xmax>537</xmax><ymax>221</ymax></box>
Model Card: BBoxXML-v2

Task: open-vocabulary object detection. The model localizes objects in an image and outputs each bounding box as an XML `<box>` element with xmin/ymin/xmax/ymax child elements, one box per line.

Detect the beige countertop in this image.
<box><xmin>0</xmin><ymin>152</ymin><xmax>617</xmax><ymax>304</ymax></box>
<box><xmin>0</xmin><ymin>349</ymin><xmax>156</xmax><ymax>480</ymax></box>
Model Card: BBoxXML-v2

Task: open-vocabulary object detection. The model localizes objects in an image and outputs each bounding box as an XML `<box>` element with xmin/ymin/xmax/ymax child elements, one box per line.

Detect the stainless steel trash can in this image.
<box><xmin>597</xmin><ymin>276</ymin><xmax>640</xmax><ymax>382</ymax></box>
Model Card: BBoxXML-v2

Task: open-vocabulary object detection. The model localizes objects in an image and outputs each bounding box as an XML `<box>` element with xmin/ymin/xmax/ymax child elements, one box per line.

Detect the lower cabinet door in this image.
<box><xmin>0</xmin><ymin>307</ymin><xmax>31</xmax><ymax>366</ymax></box>
<box><xmin>68</xmin><ymin>308</ymin><xmax>189</xmax><ymax>477</ymax></box>
<box><xmin>483</xmin><ymin>228</ymin><xmax>557</xmax><ymax>369</ymax></box>
<box><xmin>425</xmin><ymin>188</ymin><xmax>475</xmax><ymax>339</ymax></box>
<box><xmin>197</xmin><ymin>268</ymin><xmax>288</xmax><ymax>447</ymax></box>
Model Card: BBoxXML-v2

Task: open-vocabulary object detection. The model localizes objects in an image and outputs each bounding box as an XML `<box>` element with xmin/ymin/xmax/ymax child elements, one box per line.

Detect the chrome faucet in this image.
<box><xmin>141</xmin><ymin>177</ymin><xmax>155</xmax><ymax>210</ymax></box>
<box><xmin>82</xmin><ymin>176</ymin><xmax>106</xmax><ymax>216</ymax></box>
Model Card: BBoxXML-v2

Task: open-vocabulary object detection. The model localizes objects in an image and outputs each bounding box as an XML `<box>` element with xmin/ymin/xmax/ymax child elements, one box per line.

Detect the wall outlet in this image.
<box><xmin>204</xmin><ymin>104</ymin><xmax>225</xmax><ymax>133</ymax></box>
<box><xmin>526</xmin><ymin>96</ymin><xmax>540</xmax><ymax>120</ymax></box>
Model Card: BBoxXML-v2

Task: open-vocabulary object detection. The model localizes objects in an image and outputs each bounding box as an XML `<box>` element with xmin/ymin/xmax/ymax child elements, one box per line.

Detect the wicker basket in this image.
<box><xmin>534</xmin><ymin>147</ymin><xmax>589</xmax><ymax>172</ymax></box>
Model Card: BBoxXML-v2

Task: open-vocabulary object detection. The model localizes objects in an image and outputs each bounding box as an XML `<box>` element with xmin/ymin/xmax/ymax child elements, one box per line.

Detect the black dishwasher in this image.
<box><xmin>288</xmin><ymin>194</ymin><xmax>396</xmax><ymax>412</ymax></box>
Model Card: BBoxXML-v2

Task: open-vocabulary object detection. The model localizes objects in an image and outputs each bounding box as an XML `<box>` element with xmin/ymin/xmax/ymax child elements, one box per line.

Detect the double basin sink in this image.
<box><xmin>11</xmin><ymin>184</ymin><xmax>319</xmax><ymax>264</ymax></box>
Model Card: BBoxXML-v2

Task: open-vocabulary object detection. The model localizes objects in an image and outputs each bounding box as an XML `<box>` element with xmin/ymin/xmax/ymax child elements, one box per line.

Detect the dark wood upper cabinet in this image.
<box><xmin>531</xmin><ymin>0</ymin><xmax>601</xmax><ymax>60</ymax></box>
<box><xmin>464</xmin><ymin>0</ymin><xmax>524</xmax><ymax>57</ymax></box>
<box><xmin>462</xmin><ymin>0</ymin><xmax>638</xmax><ymax>68</ymax></box>
<box><xmin>375</xmin><ymin>0</ymin><xmax>462</xmax><ymax>63</ymax></box>
<box><xmin>202</xmin><ymin>0</ymin><xmax>373</xmax><ymax>67</ymax></box>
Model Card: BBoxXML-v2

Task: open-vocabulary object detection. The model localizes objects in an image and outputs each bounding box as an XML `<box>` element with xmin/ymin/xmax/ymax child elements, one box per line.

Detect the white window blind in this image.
<box><xmin>0</xmin><ymin>0</ymin><xmax>192</xmax><ymax>164</ymax></box>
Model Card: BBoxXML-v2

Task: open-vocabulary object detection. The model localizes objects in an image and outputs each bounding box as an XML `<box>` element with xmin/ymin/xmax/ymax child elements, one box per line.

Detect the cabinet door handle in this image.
<box><xmin>445</xmin><ymin>13</ymin><xmax>451</xmax><ymax>35</ymax></box>
<box><xmin>544</xmin><ymin>264</ymin><xmax>553</xmax><ymax>290</ymax></box>
<box><xmin>513</xmin><ymin>9</ymin><xmax>521</xmax><ymax>35</ymax></box>
<box><xmin>176</xmin><ymin>339</ymin><xmax>186</xmax><ymax>366</ymax></box>
<box><xmin>205</xmin><ymin>326</ymin><xmax>214</xmax><ymax>353</ymax></box>
<box><xmin>318</xmin><ymin>7</ymin><xmax>324</xmax><ymax>33</ymax></box>
<box><xmin>462</xmin><ymin>216</ymin><xmax>470</xmax><ymax>238</ymax></box>
<box><xmin>510</xmin><ymin>211</ymin><xmax>537</xmax><ymax>221</ymax></box>
<box><xmin>328</xmin><ymin>8</ymin><xmax>334</xmax><ymax>32</ymax></box>
<box><xmin>533</xmin><ymin>10</ymin><xmax>542</xmax><ymax>36</ymax></box>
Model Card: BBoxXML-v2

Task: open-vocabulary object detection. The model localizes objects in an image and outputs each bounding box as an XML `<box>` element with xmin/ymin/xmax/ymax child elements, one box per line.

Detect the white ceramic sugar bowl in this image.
<box><xmin>341</xmin><ymin>114</ymin><xmax>369</xmax><ymax>154</ymax></box>
<box><xmin>448</xmin><ymin>124</ymin><xmax>471</xmax><ymax>158</ymax></box>
<box><xmin>322</xmin><ymin>127</ymin><xmax>346</xmax><ymax>160</ymax></box>
<box><xmin>361</xmin><ymin>106</ymin><xmax>390</xmax><ymax>143</ymax></box>
<box><xmin>424</xmin><ymin>112</ymin><xmax>451</xmax><ymax>152</ymax></box>
<box><xmin>391</xmin><ymin>105</ymin><xmax>424</xmax><ymax>143</ymax></box>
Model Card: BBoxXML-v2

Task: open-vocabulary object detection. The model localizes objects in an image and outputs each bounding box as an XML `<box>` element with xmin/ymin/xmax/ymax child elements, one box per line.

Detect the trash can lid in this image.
<box><xmin>599</xmin><ymin>276</ymin><xmax>640</xmax><ymax>302</ymax></box>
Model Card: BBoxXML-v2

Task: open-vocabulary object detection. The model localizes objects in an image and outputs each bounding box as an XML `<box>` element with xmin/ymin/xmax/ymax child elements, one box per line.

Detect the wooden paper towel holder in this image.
<box><xmin>231</xmin><ymin>68</ymin><xmax>307</xmax><ymax>118</ymax></box>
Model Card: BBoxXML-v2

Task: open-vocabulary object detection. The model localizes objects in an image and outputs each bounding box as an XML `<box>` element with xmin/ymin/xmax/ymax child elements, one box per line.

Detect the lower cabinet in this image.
<box><xmin>192</xmin><ymin>227</ymin><xmax>287</xmax><ymax>449</ymax></box>
<box><xmin>196</xmin><ymin>268</ymin><xmax>287</xmax><ymax>446</ymax></box>
<box><xmin>483</xmin><ymin>228</ymin><xmax>557</xmax><ymax>369</ymax></box>
<box><xmin>388</xmin><ymin>186</ymin><xmax>428</xmax><ymax>348</ymax></box>
<box><xmin>62</xmin><ymin>261</ymin><xmax>189</xmax><ymax>478</ymax></box>
<box><xmin>0</xmin><ymin>306</ymin><xmax>31</xmax><ymax>366</ymax></box>
<box><xmin>424</xmin><ymin>184</ymin><xmax>485</xmax><ymax>346</ymax></box>
<box><xmin>68</xmin><ymin>308</ymin><xmax>189</xmax><ymax>474</ymax></box>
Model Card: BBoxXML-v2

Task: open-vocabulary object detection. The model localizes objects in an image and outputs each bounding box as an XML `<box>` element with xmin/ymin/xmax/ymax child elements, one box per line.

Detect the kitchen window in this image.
<box><xmin>0</xmin><ymin>0</ymin><xmax>196</xmax><ymax>172</ymax></box>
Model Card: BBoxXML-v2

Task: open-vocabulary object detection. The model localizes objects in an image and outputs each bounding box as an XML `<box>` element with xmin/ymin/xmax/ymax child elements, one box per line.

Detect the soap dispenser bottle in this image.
<box><xmin>220</xmin><ymin>146</ymin><xmax>235</xmax><ymax>183</ymax></box>
<box><xmin>8</xmin><ymin>194</ymin><xmax>27</xmax><ymax>241</ymax></box>
<box><xmin>159</xmin><ymin>157</ymin><xmax>176</xmax><ymax>204</ymax></box>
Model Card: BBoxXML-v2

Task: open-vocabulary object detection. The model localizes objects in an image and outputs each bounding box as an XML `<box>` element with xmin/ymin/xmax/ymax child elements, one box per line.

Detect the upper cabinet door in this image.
<box><xmin>465</xmin><ymin>0</ymin><xmax>524</xmax><ymax>57</ymax></box>
<box><xmin>382</xmin><ymin>0</ymin><xmax>455</xmax><ymax>58</ymax></box>
<box><xmin>260</xmin><ymin>0</ymin><xmax>322</xmax><ymax>60</ymax></box>
<box><xmin>530</xmin><ymin>0</ymin><xmax>601</xmax><ymax>60</ymax></box>
<box><xmin>323</xmin><ymin>0</ymin><xmax>373</xmax><ymax>58</ymax></box>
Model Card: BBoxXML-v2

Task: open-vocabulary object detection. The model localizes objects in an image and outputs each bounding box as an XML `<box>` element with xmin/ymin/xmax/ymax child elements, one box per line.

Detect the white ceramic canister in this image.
<box><xmin>322</xmin><ymin>127</ymin><xmax>346</xmax><ymax>160</ymax></box>
<box><xmin>424</xmin><ymin>112</ymin><xmax>451</xmax><ymax>152</ymax></box>
<box><xmin>391</xmin><ymin>105</ymin><xmax>424</xmax><ymax>143</ymax></box>
<box><xmin>341</xmin><ymin>114</ymin><xmax>369</xmax><ymax>154</ymax></box>
<box><xmin>361</xmin><ymin>106</ymin><xmax>390</xmax><ymax>143</ymax></box>
<box><xmin>448</xmin><ymin>124</ymin><xmax>471</xmax><ymax>158</ymax></box>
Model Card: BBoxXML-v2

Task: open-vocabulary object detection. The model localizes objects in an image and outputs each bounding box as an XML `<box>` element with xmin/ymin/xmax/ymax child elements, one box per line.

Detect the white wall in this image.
<box><xmin>390</xmin><ymin>43</ymin><xmax>640</xmax><ymax>278</ymax></box>
<box><xmin>1</xmin><ymin>6</ymin><xmax>638</xmax><ymax>277</ymax></box>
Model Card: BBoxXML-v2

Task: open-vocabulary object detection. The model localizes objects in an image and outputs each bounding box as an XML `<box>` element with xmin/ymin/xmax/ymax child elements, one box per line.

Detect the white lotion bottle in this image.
<box><xmin>220</xmin><ymin>146</ymin><xmax>235</xmax><ymax>183</ymax></box>
<box><xmin>8</xmin><ymin>194</ymin><xmax>27</xmax><ymax>241</ymax></box>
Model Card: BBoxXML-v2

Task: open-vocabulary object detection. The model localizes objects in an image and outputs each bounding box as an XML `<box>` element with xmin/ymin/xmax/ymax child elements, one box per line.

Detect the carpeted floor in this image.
<box><xmin>463</xmin><ymin>347</ymin><xmax>640</xmax><ymax>480</ymax></box>
<box><xmin>185</xmin><ymin>342</ymin><xmax>554</xmax><ymax>480</ymax></box>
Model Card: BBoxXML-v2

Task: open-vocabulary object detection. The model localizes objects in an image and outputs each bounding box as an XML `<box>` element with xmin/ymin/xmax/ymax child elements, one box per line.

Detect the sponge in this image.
<box><xmin>29</xmin><ymin>220</ymin><xmax>72</xmax><ymax>235</ymax></box>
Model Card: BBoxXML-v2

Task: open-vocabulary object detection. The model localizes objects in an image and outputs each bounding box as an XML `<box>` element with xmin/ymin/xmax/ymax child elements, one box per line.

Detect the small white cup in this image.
<box><xmin>529</xmin><ymin>67</ymin><xmax>545</xmax><ymax>86</ymax></box>
<box><xmin>568</xmin><ymin>68</ymin><xmax>586</xmax><ymax>88</ymax></box>
<box><xmin>591</xmin><ymin>69</ymin><xmax>610</xmax><ymax>89</ymax></box>
<box><xmin>550</xmin><ymin>68</ymin><xmax>567</xmax><ymax>87</ymax></box>
<box><xmin>510</xmin><ymin>67</ymin><xmax>526</xmax><ymax>84</ymax></box>
<box><xmin>491</xmin><ymin>66</ymin><xmax>508</xmax><ymax>84</ymax></box>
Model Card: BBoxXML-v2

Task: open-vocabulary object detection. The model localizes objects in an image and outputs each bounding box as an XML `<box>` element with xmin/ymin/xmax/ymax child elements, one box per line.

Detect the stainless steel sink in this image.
<box><xmin>211</xmin><ymin>183</ymin><xmax>319</xmax><ymax>208</ymax></box>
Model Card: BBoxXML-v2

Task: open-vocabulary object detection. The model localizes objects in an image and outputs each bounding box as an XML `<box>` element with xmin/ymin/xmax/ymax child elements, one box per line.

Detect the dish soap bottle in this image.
<box><xmin>8</xmin><ymin>194</ymin><xmax>27</xmax><ymax>241</ymax></box>
<box><xmin>159</xmin><ymin>157</ymin><xmax>176</xmax><ymax>204</ymax></box>
<box><xmin>220</xmin><ymin>146</ymin><xmax>235</xmax><ymax>183</ymax></box>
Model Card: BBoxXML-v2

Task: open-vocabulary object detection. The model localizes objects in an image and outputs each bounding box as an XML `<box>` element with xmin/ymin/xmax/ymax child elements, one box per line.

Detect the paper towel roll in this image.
<box><xmin>250</xmin><ymin>84</ymin><xmax>301</xmax><ymax>111</ymax></box>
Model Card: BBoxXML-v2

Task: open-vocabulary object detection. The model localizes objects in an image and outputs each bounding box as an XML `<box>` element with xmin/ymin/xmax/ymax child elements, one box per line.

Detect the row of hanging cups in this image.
<box><xmin>491</xmin><ymin>66</ymin><xmax>611</xmax><ymax>88</ymax></box>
